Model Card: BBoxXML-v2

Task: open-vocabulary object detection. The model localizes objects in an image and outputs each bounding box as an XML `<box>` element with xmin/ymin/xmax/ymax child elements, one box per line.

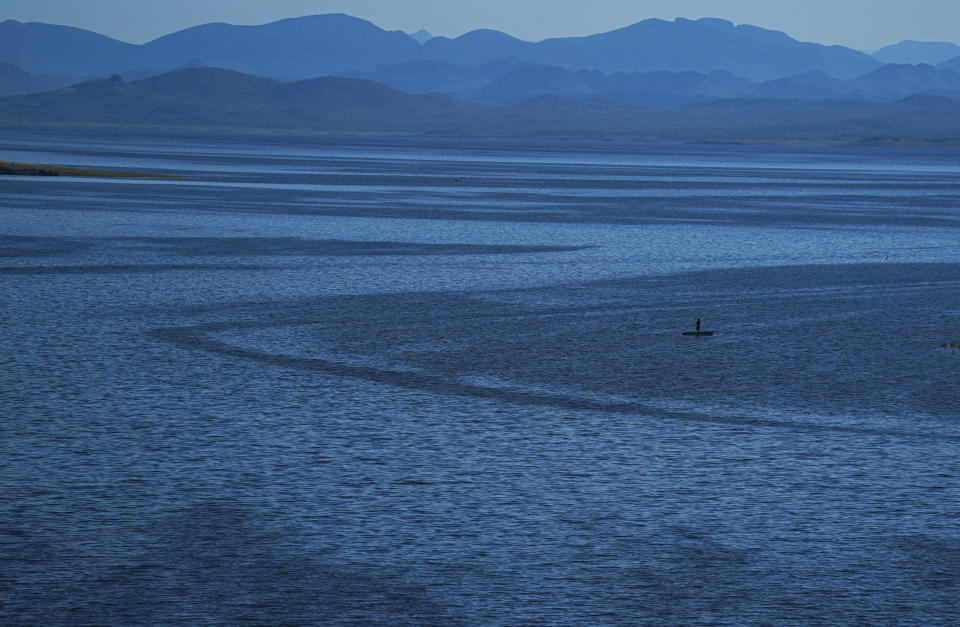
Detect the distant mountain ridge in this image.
<box><xmin>873</xmin><ymin>40</ymin><xmax>960</xmax><ymax>66</ymax></box>
<box><xmin>137</xmin><ymin>14</ymin><xmax>422</xmax><ymax>80</ymax></box>
<box><xmin>409</xmin><ymin>29</ymin><xmax>434</xmax><ymax>44</ymax></box>
<box><xmin>0</xmin><ymin>68</ymin><xmax>486</xmax><ymax>132</ymax></box>
<box><xmin>0</xmin><ymin>14</ymin><xmax>882</xmax><ymax>83</ymax></box>
<box><xmin>340</xmin><ymin>58</ymin><xmax>960</xmax><ymax>107</ymax></box>
<box><xmin>468</xmin><ymin>66</ymin><xmax>750</xmax><ymax>105</ymax></box>
<box><xmin>0</xmin><ymin>61</ymin><xmax>77</xmax><ymax>96</ymax></box>
<box><xmin>4</xmin><ymin>14</ymin><xmax>960</xmax><ymax>110</ymax></box>
<box><xmin>3</xmin><ymin>66</ymin><xmax>960</xmax><ymax>143</ymax></box>
<box><xmin>4</xmin><ymin>54</ymin><xmax>958</xmax><ymax>109</ymax></box>
<box><xmin>428</xmin><ymin>18</ymin><xmax>880</xmax><ymax>80</ymax></box>
<box><xmin>850</xmin><ymin>64</ymin><xmax>960</xmax><ymax>101</ymax></box>
<box><xmin>0</xmin><ymin>19</ymin><xmax>139</xmax><ymax>75</ymax></box>
<box><xmin>936</xmin><ymin>54</ymin><xmax>960</xmax><ymax>74</ymax></box>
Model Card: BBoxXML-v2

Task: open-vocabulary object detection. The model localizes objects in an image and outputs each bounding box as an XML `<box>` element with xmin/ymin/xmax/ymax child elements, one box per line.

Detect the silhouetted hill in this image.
<box><xmin>0</xmin><ymin>62</ymin><xmax>36</xmax><ymax>95</ymax></box>
<box><xmin>480</xmin><ymin>63</ymin><xmax>960</xmax><ymax>105</ymax></box>
<box><xmin>0</xmin><ymin>69</ymin><xmax>484</xmax><ymax>132</ymax></box>
<box><xmin>937</xmin><ymin>54</ymin><xmax>960</xmax><ymax>74</ymax></box>
<box><xmin>138</xmin><ymin>68</ymin><xmax>487</xmax><ymax>130</ymax></box>
<box><xmin>339</xmin><ymin>52</ymin><xmax>960</xmax><ymax>106</ymax></box>
<box><xmin>0</xmin><ymin>19</ymin><xmax>138</xmax><ymax>76</ymax></box>
<box><xmin>438</xmin><ymin>18</ymin><xmax>880</xmax><ymax>80</ymax></box>
<box><xmin>1</xmin><ymin>14</ymin><xmax>883</xmax><ymax>85</ymax></box>
<box><xmin>0</xmin><ymin>61</ymin><xmax>78</xmax><ymax>96</ymax></box>
<box><xmin>849</xmin><ymin>64</ymin><xmax>960</xmax><ymax>101</ymax></box>
<box><xmin>0</xmin><ymin>73</ymin><xmax>253</xmax><ymax>126</ymax></box>
<box><xmin>137</xmin><ymin>14</ymin><xmax>422</xmax><ymax>79</ymax></box>
<box><xmin>0</xmin><ymin>15</ymin><xmax>424</xmax><ymax>81</ymax></box>
<box><xmin>255</xmin><ymin>76</ymin><xmax>484</xmax><ymax>130</ymax></box>
<box><xmin>568</xmin><ymin>91</ymin><xmax>716</xmax><ymax>108</ymax></box>
<box><xmin>134</xmin><ymin>67</ymin><xmax>279</xmax><ymax>101</ymax></box>
<box><xmin>339</xmin><ymin>57</ymin><xmax>539</xmax><ymax>98</ymax></box>
<box><xmin>613</xmin><ymin>69</ymin><xmax>754</xmax><ymax>96</ymax></box>
<box><xmin>409</xmin><ymin>30</ymin><xmax>434</xmax><ymax>44</ymax></box>
<box><xmin>874</xmin><ymin>41</ymin><xmax>960</xmax><ymax>66</ymax></box>
<box><xmin>754</xmin><ymin>71</ymin><xmax>855</xmax><ymax>99</ymax></box>
<box><xmin>473</xmin><ymin>66</ymin><xmax>751</xmax><ymax>105</ymax></box>
<box><xmin>339</xmin><ymin>60</ymin><xmax>490</xmax><ymax>96</ymax></box>
<box><xmin>3</xmin><ymin>66</ymin><xmax>960</xmax><ymax>142</ymax></box>
<box><xmin>474</xmin><ymin>66</ymin><xmax>595</xmax><ymax>103</ymax></box>
<box><xmin>422</xmin><ymin>29</ymin><xmax>531</xmax><ymax>67</ymax></box>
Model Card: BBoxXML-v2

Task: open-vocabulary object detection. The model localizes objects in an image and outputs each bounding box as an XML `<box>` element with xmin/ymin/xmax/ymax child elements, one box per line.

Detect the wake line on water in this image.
<box><xmin>149</xmin><ymin>323</ymin><xmax>960</xmax><ymax>443</ymax></box>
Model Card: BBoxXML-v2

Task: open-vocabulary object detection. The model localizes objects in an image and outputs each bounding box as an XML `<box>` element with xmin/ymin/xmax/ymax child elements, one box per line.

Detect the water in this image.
<box><xmin>2</xmin><ymin>127</ymin><xmax>959</xmax><ymax>625</ymax></box>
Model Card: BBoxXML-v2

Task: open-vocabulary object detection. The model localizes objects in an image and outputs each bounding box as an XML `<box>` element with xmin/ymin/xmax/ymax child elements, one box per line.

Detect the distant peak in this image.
<box><xmin>667</xmin><ymin>17</ymin><xmax>735</xmax><ymax>28</ymax></box>
<box><xmin>695</xmin><ymin>17</ymin><xmax>735</xmax><ymax>29</ymax></box>
<box><xmin>260</xmin><ymin>13</ymin><xmax>379</xmax><ymax>29</ymax></box>
<box><xmin>279</xmin><ymin>13</ymin><xmax>357</xmax><ymax>21</ymax></box>
<box><xmin>69</xmin><ymin>74</ymin><xmax>125</xmax><ymax>90</ymax></box>
<box><xmin>894</xmin><ymin>39</ymin><xmax>955</xmax><ymax>46</ymax></box>
<box><xmin>620</xmin><ymin>18</ymin><xmax>667</xmax><ymax>28</ymax></box>
<box><xmin>617</xmin><ymin>17</ymin><xmax>738</xmax><ymax>33</ymax></box>
<box><xmin>453</xmin><ymin>28</ymin><xmax>525</xmax><ymax>43</ymax></box>
<box><xmin>463</xmin><ymin>28</ymin><xmax>510</xmax><ymax>36</ymax></box>
<box><xmin>410</xmin><ymin>29</ymin><xmax>433</xmax><ymax>44</ymax></box>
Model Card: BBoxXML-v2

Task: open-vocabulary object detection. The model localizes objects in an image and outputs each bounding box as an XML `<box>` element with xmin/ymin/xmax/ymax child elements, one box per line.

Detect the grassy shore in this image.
<box><xmin>0</xmin><ymin>159</ymin><xmax>170</xmax><ymax>178</ymax></box>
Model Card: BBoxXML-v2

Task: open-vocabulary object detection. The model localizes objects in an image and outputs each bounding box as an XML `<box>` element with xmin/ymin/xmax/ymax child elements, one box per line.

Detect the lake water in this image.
<box><xmin>2</xmin><ymin>127</ymin><xmax>959</xmax><ymax>625</ymax></box>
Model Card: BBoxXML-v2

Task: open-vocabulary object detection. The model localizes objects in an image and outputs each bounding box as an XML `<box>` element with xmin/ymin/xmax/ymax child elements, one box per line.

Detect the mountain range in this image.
<box><xmin>1</xmin><ymin>14</ymin><xmax>887</xmax><ymax>84</ymax></box>
<box><xmin>345</xmin><ymin>61</ymin><xmax>960</xmax><ymax>106</ymax></box>
<box><xmin>2</xmin><ymin>66</ymin><xmax>960</xmax><ymax>143</ymax></box>
<box><xmin>2</xmin><ymin>14</ymin><xmax>960</xmax><ymax>106</ymax></box>
<box><xmin>873</xmin><ymin>40</ymin><xmax>960</xmax><ymax>66</ymax></box>
<box><xmin>0</xmin><ymin>61</ymin><xmax>75</xmax><ymax>96</ymax></box>
<box><xmin>2</xmin><ymin>13</ymin><xmax>960</xmax><ymax>142</ymax></box>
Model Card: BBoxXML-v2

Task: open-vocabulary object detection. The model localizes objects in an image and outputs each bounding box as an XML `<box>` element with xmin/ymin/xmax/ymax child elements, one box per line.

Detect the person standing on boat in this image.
<box><xmin>696</xmin><ymin>318</ymin><xmax>701</xmax><ymax>332</ymax></box>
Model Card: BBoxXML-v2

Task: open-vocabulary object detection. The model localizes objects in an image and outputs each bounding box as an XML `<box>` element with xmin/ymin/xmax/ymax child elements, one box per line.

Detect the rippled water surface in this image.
<box><xmin>2</xmin><ymin>127</ymin><xmax>960</xmax><ymax>625</ymax></box>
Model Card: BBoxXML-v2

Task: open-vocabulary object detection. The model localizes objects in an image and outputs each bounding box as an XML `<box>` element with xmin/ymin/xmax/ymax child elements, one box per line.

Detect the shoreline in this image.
<box><xmin>0</xmin><ymin>159</ymin><xmax>172</xmax><ymax>178</ymax></box>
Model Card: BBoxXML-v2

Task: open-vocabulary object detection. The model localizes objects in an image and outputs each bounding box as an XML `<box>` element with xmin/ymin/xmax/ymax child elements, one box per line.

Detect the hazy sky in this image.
<box><xmin>4</xmin><ymin>0</ymin><xmax>959</xmax><ymax>50</ymax></box>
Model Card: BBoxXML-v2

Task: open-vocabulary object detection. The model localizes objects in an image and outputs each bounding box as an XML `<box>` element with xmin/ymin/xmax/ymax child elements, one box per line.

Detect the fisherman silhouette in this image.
<box><xmin>696</xmin><ymin>318</ymin><xmax>701</xmax><ymax>332</ymax></box>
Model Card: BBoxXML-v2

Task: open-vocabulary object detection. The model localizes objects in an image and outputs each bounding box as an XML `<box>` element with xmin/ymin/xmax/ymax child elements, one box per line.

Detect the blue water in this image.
<box><xmin>2</xmin><ymin>127</ymin><xmax>960</xmax><ymax>625</ymax></box>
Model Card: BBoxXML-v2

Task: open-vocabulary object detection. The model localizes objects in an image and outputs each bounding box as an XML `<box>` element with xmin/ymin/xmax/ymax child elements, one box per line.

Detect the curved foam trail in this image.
<box><xmin>150</xmin><ymin>322</ymin><xmax>960</xmax><ymax>443</ymax></box>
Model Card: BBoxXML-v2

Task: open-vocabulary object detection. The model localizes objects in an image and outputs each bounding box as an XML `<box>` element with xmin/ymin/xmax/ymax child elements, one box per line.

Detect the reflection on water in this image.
<box><xmin>2</xmin><ymin>128</ymin><xmax>960</xmax><ymax>625</ymax></box>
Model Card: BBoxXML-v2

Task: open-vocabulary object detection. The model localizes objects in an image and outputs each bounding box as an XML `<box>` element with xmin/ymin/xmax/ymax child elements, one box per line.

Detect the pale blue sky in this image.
<box><xmin>3</xmin><ymin>0</ymin><xmax>959</xmax><ymax>50</ymax></box>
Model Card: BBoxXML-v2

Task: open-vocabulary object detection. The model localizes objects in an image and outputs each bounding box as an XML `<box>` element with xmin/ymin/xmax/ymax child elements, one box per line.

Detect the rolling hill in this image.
<box><xmin>135</xmin><ymin>14</ymin><xmax>422</xmax><ymax>80</ymax></box>
<box><xmin>0</xmin><ymin>14</ymin><xmax>883</xmax><ymax>85</ymax></box>
<box><xmin>0</xmin><ymin>61</ymin><xmax>78</xmax><ymax>96</ymax></box>
<box><xmin>873</xmin><ymin>40</ymin><xmax>960</xmax><ymax>66</ymax></box>
<box><xmin>2</xmin><ymin>66</ymin><xmax>960</xmax><ymax>143</ymax></box>
<box><xmin>0</xmin><ymin>68</ymin><xmax>485</xmax><ymax>132</ymax></box>
<box><xmin>421</xmin><ymin>18</ymin><xmax>880</xmax><ymax>81</ymax></box>
<box><xmin>850</xmin><ymin>64</ymin><xmax>960</xmax><ymax>101</ymax></box>
<box><xmin>0</xmin><ymin>19</ymin><xmax>139</xmax><ymax>76</ymax></box>
<box><xmin>471</xmin><ymin>66</ymin><xmax>750</xmax><ymax>105</ymax></box>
